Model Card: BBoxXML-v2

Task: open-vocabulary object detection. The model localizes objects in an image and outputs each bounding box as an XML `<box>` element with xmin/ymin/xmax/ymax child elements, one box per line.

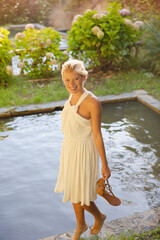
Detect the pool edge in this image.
<box><xmin>40</xmin><ymin>206</ymin><xmax>160</xmax><ymax>240</ymax></box>
<box><xmin>0</xmin><ymin>90</ymin><xmax>159</xmax><ymax>118</ymax></box>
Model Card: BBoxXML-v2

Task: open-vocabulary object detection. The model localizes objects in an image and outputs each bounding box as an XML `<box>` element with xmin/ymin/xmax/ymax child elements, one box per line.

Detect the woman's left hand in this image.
<box><xmin>101</xmin><ymin>164</ymin><xmax>111</xmax><ymax>180</ymax></box>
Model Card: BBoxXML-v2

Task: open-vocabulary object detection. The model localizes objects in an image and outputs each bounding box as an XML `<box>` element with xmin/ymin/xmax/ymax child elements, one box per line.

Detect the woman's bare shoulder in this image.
<box><xmin>87</xmin><ymin>91</ymin><xmax>100</xmax><ymax>103</ymax></box>
<box><xmin>86</xmin><ymin>91</ymin><xmax>101</xmax><ymax>109</ymax></box>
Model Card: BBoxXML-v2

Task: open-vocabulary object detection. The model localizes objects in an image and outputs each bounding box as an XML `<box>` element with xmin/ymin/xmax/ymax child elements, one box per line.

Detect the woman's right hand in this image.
<box><xmin>101</xmin><ymin>164</ymin><xmax>111</xmax><ymax>180</ymax></box>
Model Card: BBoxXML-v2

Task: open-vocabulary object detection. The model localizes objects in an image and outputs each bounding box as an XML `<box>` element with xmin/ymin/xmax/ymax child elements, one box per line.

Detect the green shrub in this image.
<box><xmin>0</xmin><ymin>27</ymin><xmax>14</xmax><ymax>85</ymax></box>
<box><xmin>14</xmin><ymin>27</ymin><xmax>68</xmax><ymax>79</ymax></box>
<box><xmin>67</xmin><ymin>2</ymin><xmax>142</xmax><ymax>71</ymax></box>
<box><xmin>141</xmin><ymin>16</ymin><xmax>160</xmax><ymax>75</ymax></box>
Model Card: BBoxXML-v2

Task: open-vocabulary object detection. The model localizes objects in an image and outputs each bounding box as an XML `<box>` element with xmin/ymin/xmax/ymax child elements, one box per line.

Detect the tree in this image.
<box><xmin>0</xmin><ymin>0</ymin><xmax>57</xmax><ymax>26</ymax></box>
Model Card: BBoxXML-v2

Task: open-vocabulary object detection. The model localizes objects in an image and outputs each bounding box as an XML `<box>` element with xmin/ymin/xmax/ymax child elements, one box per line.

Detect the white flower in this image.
<box><xmin>85</xmin><ymin>9</ymin><xmax>92</xmax><ymax>13</ymax></box>
<box><xmin>134</xmin><ymin>21</ymin><xmax>144</xmax><ymax>28</ymax></box>
<box><xmin>72</xmin><ymin>14</ymin><xmax>82</xmax><ymax>23</ymax></box>
<box><xmin>124</xmin><ymin>19</ymin><xmax>133</xmax><ymax>26</ymax></box>
<box><xmin>93</xmin><ymin>13</ymin><xmax>106</xmax><ymax>19</ymax></box>
<box><xmin>63</xmin><ymin>50</ymin><xmax>69</xmax><ymax>56</ymax></box>
<box><xmin>131</xmin><ymin>47</ymin><xmax>136</xmax><ymax>57</ymax></box>
<box><xmin>46</xmin><ymin>39</ymin><xmax>52</xmax><ymax>46</ymax></box>
<box><xmin>50</xmin><ymin>59</ymin><xmax>57</xmax><ymax>65</ymax></box>
<box><xmin>46</xmin><ymin>52</ymin><xmax>52</xmax><ymax>59</ymax></box>
<box><xmin>15</xmin><ymin>32</ymin><xmax>25</xmax><ymax>40</ymax></box>
<box><xmin>96</xmin><ymin>30</ymin><xmax>104</xmax><ymax>40</ymax></box>
<box><xmin>119</xmin><ymin>9</ymin><xmax>130</xmax><ymax>17</ymax></box>
<box><xmin>25</xmin><ymin>24</ymin><xmax>35</xmax><ymax>30</ymax></box>
<box><xmin>92</xmin><ymin>26</ymin><xmax>101</xmax><ymax>35</ymax></box>
<box><xmin>92</xmin><ymin>26</ymin><xmax>104</xmax><ymax>39</ymax></box>
<box><xmin>17</xmin><ymin>62</ymin><xmax>24</xmax><ymax>68</ymax></box>
<box><xmin>6</xmin><ymin>66</ymin><xmax>13</xmax><ymax>75</ymax></box>
<box><xmin>31</xmin><ymin>47</ymin><xmax>37</xmax><ymax>52</ymax></box>
<box><xmin>132</xmin><ymin>23</ymin><xmax>140</xmax><ymax>31</ymax></box>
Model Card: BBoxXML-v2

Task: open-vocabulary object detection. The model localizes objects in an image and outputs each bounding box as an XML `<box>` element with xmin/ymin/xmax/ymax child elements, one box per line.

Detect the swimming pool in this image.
<box><xmin>0</xmin><ymin>101</ymin><xmax>159</xmax><ymax>240</ymax></box>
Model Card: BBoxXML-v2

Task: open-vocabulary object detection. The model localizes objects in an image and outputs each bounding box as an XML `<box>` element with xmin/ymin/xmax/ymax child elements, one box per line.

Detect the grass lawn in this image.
<box><xmin>109</xmin><ymin>227</ymin><xmax>160</xmax><ymax>240</ymax></box>
<box><xmin>0</xmin><ymin>70</ymin><xmax>160</xmax><ymax>108</ymax></box>
<box><xmin>86</xmin><ymin>227</ymin><xmax>160</xmax><ymax>240</ymax></box>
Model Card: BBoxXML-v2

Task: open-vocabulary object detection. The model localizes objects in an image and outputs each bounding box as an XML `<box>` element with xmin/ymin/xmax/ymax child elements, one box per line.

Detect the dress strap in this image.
<box><xmin>69</xmin><ymin>94</ymin><xmax>73</xmax><ymax>101</ymax></box>
<box><xmin>76</xmin><ymin>91</ymin><xmax>89</xmax><ymax>107</ymax></box>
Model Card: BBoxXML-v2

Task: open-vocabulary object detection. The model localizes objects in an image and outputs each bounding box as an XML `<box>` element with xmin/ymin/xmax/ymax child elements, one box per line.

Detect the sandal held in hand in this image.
<box><xmin>97</xmin><ymin>178</ymin><xmax>121</xmax><ymax>206</ymax></box>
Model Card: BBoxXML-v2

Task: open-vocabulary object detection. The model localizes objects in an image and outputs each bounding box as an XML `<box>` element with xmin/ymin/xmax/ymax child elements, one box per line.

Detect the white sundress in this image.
<box><xmin>54</xmin><ymin>91</ymin><xmax>99</xmax><ymax>206</ymax></box>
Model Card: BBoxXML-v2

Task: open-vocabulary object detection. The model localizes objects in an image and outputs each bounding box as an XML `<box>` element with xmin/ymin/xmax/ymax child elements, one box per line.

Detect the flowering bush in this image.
<box><xmin>14</xmin><ymin>27</ymin><xmax>68</xmax><ymax>78</ymax></box>
<box><xmin>0</xmin><ymin>27</ymin><xmax>14</xmax><ymax>85</ymax></box>
<box><xmin>67</xmin><ymin>2</ymin><xmax>142</xmax><ymax>70</ymax></box>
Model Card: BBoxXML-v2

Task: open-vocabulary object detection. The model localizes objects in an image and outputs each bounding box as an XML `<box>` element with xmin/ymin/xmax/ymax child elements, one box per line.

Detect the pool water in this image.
<box><xmin>0</xmin><ymin>101</ymin><xmax>159</xmax><ymax>240</ymax></box>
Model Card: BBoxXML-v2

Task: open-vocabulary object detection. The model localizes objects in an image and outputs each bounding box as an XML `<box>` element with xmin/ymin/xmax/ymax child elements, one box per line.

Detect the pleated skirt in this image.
<box><xmin>54</xmin><ymin>136</ymin><xmax>99</xmax><ymax>206</ymax></box>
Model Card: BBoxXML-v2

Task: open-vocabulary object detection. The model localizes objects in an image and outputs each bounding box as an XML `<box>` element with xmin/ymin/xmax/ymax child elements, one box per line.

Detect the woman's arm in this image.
<box><xmin>89</xmin><ymin>97</ymin><xmax>111</xmax><ymax>180</ymax></box>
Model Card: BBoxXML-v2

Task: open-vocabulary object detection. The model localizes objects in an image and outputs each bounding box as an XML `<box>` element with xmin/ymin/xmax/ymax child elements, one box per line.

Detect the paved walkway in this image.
<box><xmin>40</xmin><ymin>207</ymin><xmax>160</xmax><ymax>240</ymax></box>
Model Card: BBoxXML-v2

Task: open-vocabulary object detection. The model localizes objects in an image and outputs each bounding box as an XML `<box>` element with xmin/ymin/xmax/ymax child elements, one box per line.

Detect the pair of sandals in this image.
<box><xmin>97</xmin><ymin>178</ymin><xmax>121</xmax><ymax>206</ymax></box>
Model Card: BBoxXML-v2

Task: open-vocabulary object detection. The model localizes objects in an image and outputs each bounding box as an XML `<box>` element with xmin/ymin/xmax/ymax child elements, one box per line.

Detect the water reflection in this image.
<box><xmin>101</xmin><ymin>101</ymin><xmax>160</xmax><ymax>170</ymax></box>
<box><xmin>101</xmin><ymin>101</ymin><xmax>160</xmax><ymax>209</ymax></box>
<box><xmin>0</xmin><ymin>120</ymin><xmax>15</xmax><ymax>132</ymax></box>
<box><xmin>0</xmin><ymin>119</ymin><xmax>15</xmax><ymax>140</ymax></box>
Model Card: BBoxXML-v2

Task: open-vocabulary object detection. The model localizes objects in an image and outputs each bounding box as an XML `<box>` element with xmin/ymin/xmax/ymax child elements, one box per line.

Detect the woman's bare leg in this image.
<box><xmin>71</xmin><ymin>203</ymin><xmax>88</xmax><ymax>240</ymax></box>
<box><xmin>82</xmin><ymin>202</ymin><xmax>106</xmax><ymax>234</ymax></box>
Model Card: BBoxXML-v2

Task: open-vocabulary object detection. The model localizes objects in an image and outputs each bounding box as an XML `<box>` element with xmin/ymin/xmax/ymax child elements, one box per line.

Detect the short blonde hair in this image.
<box><xmin>61</xmin><ymin>59</ymin><xmax>88</xmax><ymax>79</ymax></box>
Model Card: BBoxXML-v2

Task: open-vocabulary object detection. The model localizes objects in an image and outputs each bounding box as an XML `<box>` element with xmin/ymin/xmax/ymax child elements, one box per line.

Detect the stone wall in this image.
<box><xmin>49</xmin><ymin>0</ymin><xmax>107</xmax><ymax>30</ymax></box>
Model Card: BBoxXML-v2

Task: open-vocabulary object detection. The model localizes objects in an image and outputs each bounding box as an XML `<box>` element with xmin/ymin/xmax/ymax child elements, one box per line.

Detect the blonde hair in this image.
<box><xmin>61</xmin><ymin>59</ymin><xmax>88</xmax><ymax>79</ymax></box>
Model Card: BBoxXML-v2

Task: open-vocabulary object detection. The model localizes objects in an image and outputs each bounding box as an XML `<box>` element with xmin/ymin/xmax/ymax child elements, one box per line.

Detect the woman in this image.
<box><xmin>54</xmin><ymin>59</ymin><xmax>111</xmax><ymax>240</ymax></box>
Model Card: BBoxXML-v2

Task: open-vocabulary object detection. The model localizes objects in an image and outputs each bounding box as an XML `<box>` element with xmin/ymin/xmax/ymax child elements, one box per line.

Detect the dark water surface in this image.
<box><xmin>0</xmin><ymin>101</ymin><xmax>159</xmax><ymax>240</ymax></box>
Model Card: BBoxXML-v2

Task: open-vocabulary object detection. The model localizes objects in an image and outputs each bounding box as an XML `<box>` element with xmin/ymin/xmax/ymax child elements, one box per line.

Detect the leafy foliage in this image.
<box><xmin>14</xmin><ymin>27</ymin><xmax>68</xmax><ymax>78</ymax></box>
<box><xmin>141</xmin><ymin>17</ymin><xmax>160</xmax><ymax>75</ymax></box>
<box><xmin>67</xmin><ymin>2</ymin><xmax>141</xmax><ymax>71</ymax></box>
<box><xmin>0</xmin><ymin>28</ymin><xmax>14</xmax><ymax>85</ymax></box>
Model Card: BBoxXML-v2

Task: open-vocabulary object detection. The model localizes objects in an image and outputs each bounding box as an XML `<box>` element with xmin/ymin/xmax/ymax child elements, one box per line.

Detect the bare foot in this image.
<box><xmin>90</xmin><ymin>214</ymin><xmax>106</xmax><ymax>235</ymax></box>
<box><xmin>71</xmin><ymin>224</ymin><xmax>88</xmax><ymax>240</ymax></box>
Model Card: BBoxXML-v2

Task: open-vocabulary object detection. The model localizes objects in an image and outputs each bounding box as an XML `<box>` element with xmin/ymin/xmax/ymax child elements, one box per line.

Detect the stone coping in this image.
<box><xmin>5</xmin><ymin>23</ymin><xmax>45</xmax><ymax>30</ymax></box>
<box><xmin>40</xmin><ymin>207</ymin><xmax>160</xmax><ymax>240</ymax></box>
<box><xmin>0</xmin><ymin>90</ymin><xmax>159</xmax><ymax>119</ymax></box>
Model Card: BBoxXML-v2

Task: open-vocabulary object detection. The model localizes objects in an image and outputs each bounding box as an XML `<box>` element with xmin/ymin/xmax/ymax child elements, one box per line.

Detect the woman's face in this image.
<box><xmin>63</xmin><ymin>70</ymin><xmax>85</xmax><ymax>94</ymax></box>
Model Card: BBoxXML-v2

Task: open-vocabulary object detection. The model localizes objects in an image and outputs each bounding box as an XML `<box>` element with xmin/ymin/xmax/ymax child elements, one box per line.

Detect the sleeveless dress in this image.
<box><xmin>54</xmin><ymin>91</ymin><xmax>99</xmax><ymax>206</ymax></box>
